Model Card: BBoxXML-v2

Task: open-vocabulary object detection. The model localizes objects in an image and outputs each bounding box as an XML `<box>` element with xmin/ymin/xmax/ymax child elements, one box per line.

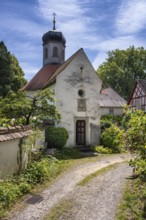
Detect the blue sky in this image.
<box><xmin>1</xmin><ymin>0</ymin><xmax>146</xmax><ymax>80</ymax></box>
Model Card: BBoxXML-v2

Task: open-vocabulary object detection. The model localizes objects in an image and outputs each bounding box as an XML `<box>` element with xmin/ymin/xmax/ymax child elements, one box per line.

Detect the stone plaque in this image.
<box><xmin>78</xmin><ymin>99</ymin><xmax>86</xmax><ymax>112</ymax></box>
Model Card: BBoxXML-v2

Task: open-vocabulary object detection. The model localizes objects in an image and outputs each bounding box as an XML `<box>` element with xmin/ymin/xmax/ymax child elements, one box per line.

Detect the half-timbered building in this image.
<box><xmin>128</xmin><ymin>80</ymin><xmax>146</xmax><ymax>111</ymax></box>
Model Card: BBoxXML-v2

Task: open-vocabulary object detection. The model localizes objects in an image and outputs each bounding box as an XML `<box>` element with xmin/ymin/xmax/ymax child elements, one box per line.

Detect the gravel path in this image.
<box><xmin>9</xmin><ymin>154</ymin><xmax>132</xmax><ymax>220</ymax></box>
<box><xmin>58</xmin><ymin>163</ymin><xmax>132</xmax><ymax>220</ymax></box>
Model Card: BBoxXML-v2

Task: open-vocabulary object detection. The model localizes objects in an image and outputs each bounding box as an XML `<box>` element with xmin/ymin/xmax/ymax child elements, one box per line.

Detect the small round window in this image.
<box><xmin>78</xmin><ymin>89</ymin><xmax>85</xmax><ymax>97</ymax></box>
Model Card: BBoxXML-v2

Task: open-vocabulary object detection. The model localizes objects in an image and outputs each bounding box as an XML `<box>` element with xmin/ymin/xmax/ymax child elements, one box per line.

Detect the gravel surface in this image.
<box><xmin>9</xmin><ymin>154</ymin><xmax>132</xmax><ymax>220</ymax></box>
<box><xmin>59</xmin><ymin>163</ymin><xmax>132</xmax><ymax>220</ymax></box>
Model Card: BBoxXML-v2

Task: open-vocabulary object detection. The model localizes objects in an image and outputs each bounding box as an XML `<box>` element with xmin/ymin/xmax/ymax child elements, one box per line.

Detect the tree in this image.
<box><xmin>97</xmin><ymin>46</ymin><xmax>146</xmax><ymax>100</ymax></box>
<box><xmin>0</xmin><ymin>41</ymin><xmax>26</xmax><ymax>97</ymax></box>
<box><xmin>0</xmin><ymin>89</ymin><xmax>60</xmax><ymax>126</ymax></box>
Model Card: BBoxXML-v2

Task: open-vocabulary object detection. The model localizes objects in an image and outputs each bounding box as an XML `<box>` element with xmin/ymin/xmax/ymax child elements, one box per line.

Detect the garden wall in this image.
<box><xmin>0</xmin><ymin>126</ymin><xmax>33</xmax><ymax>179</ymax></box>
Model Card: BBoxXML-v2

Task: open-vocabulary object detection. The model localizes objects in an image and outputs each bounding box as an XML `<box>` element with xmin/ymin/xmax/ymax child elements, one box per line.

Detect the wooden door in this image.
<box><xmin>76</xmin><ymin>120</ymin><xmax>86</xmax><ymax>145</ymax></box>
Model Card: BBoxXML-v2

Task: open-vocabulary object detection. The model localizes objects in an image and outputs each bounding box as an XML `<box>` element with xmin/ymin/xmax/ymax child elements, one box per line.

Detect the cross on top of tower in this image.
<box><xmin>53</xmin><ymin>12</ymin><xmax>56</xmax><ymax>30</ymax></box>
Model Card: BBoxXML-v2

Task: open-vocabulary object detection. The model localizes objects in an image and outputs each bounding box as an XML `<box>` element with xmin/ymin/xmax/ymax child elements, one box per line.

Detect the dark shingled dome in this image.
<box><xmin>42</xmin><ymin>30</ymin><xmax>66</xmax><ymax>45</ymax></box>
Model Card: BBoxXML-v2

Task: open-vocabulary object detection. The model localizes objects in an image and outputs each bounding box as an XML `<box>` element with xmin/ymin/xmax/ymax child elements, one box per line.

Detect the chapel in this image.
<box><xmin>24</xmin><ymin>16</ymin><xmax>125</xmax><ymax>147</ymax></box>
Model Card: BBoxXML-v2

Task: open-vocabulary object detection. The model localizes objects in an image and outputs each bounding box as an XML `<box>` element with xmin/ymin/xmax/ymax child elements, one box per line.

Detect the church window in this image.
<box><xmin>53</xmin><ymin>47</ymin><xmax>58</xmax><ymax>57</ymax></box>
<box><xmin>109</xmin><ymin>108</ymin><xmax>114</xmax><ymax>115</ymax></box>
<box><xmin>62</xmin><ymin>50</ymin><xmax>64</xmax><ymax>60</ymax></box>
<box><xmin>78</xmin><ymin>89</ymin><xmax>85</xmax><ymax>97</ymax></box>
<box><xmin>44</xmin><ymin>48</ymin><xmax>48</xmax><ymax>59</ymax></box>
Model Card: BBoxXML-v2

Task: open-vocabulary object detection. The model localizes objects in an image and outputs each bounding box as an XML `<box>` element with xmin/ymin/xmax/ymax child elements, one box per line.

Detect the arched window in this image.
<box><xmin>62</xmin><ymin>50</ymin><xmax>64</xmax><ymax>60</ymax></box>
<box><xmin>52</xmin><ymin>47</ymin><xmax>58</xmax><ymax>57</ymax></box>
<box><xmin>44</xmin><ymin>48</ymin><xmax>48</xmax><ymax>59</ymax></box>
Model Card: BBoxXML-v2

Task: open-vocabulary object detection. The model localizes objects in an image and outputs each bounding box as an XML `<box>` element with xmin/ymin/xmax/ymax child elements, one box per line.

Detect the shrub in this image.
<box><xmin>101</xmin><ymin>124</ymin><xmax>125</xmax><ymax>153</ymax></box>
<box><xmin>20</xmin><ymin>157</ymin><xmax>62</xmax><ymax>184</ymax></box>
<box><xmin>0</xmin><ymin>156</ymin><xmax>63</xmax><ymax>217</ymax></box>
<box><xmin>54</xmin><ymin>148</ymin><xmax>82</xmax><ymax>160</ymax></box>
<box><xmin>45</xmin><ymin>127</ymin><xmax>69</xmax><ymax>149</ymax></box>
<box><xmin>0</xmin><ymin>182</ymin><xmax>21</xmax><ymax>208</ymax></box>
<box><xmin>92</xmin><ymin>145</ymin><xmax>112</xmax><ymax>154</ymax></box>
<box><xmin>101</xmin><ymin>115</ymin><xmax>123</xmax><ymax>126</ymax></box>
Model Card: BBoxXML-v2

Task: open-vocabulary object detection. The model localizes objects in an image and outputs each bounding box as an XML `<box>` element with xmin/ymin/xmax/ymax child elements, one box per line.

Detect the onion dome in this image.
<box><xmin>42</xmin><ymin>13</ymin><xmax>66</xmax><ymax>46</ymax></box>
<box><xmin>42</xmin><ymin>30</ymin><xmax>66</xmax><ymax>45</ymax></box>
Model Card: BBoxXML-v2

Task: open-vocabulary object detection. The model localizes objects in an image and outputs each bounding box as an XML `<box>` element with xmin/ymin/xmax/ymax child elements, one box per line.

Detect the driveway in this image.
<box><xmin>9</xmin><ymin>153</ymin><xmax>132</xmax><ymax>220</ymax></box>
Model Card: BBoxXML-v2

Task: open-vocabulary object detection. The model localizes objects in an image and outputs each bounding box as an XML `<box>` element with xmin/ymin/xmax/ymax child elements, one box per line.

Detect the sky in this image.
<box><xmin>1</xmin><ymin>0</ymin><xmax>146</xmax><ymax>81</ymax></box>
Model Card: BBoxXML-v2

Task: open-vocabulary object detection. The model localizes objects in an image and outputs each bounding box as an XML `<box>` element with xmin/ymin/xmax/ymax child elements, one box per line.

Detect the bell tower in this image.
<box><xmin>42</xmin><ymin>13</ymin><xmax>66</xmax><ymax>66</ymax></box>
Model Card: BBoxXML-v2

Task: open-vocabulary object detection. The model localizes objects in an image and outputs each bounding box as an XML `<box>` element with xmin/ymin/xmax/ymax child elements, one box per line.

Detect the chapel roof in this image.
<box><xmin>23</xmin><ymin>48</ymin><xmax>82</xmax><ymax>91</ymax></box>
<box><xmin>23</xmin><ymin>64</ymin><xmax>60</xmax><ymax>91</ymax></box>
<box><xmin>43</xmin><ymin>48</ymin><xmax>83</xmax><ymax>88</ymax></box>
<box><xmin>42</xmin><ymin>30</ymin><xmax>66</xmax><ymax>46</ymax></box>
<box><xmin>100</xmin><ymin>87</ymin><xmax>126</xmax><ymax>107</ymax></box>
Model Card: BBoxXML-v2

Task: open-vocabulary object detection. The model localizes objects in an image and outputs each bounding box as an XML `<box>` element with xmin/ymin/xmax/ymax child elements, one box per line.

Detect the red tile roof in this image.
<box><xmin>23</xmin><ymin>64</ymin><xmax>60</xmax><ymax>91</ymax></box>
<box><xmin>43</xmin><ymin>48</ymin><xmax>83</xmax><ymax>88</ymax></box>
<box><xmin>0</xmin><ymin>126</ymin><xmax>33</xmax><ymax>142</ymax></box>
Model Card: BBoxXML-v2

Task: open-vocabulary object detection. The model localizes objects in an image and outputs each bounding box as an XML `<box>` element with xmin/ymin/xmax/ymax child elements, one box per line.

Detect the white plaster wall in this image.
<box><xmin>55</xmin><ymin>49</ymin><xmax>102</xmax><ymax>147</ymax></box>
<box><xmin>0</xmin><ymin>139</ymin><xmax>19</xmax><ymax>179</ymax></box>
<box><xmin>100</xmin><ymin>107</ymin><xmax>123</xmax><ymax>116</ymax></box>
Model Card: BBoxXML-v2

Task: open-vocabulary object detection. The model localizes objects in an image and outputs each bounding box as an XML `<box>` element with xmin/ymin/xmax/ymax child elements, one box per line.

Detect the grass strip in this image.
<box><xmin>43</xmin><ymin>198</ymin><xmax>74</xmax><ymax>220</ymax></box>
<box><xmin>116</xmin><ymin>176</ymin><xmax>146</xmax><ymax>220</ymax></box>
<box><xmin>78</xmin><ymin>163</ymin><xmax>119</xmax><ymax>186</ymax></box>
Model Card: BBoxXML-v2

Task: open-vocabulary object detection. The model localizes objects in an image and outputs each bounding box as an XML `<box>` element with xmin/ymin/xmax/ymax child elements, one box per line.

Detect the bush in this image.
<box><xmin>101</xmin><ymin>115</ymin><xmax>123</xmax><ymax>126</ymax></box>
<box><xmin>0</xmin><ymin>182</ymin><xmax>24</xmax><ymax>211</ymax></box>
<box><xmin>45</xmin><ymin>127</ymin><xmax>69</xmax><ymax>149</ymax></box>
<box><xmin>101</xmin><ymin>124</ymin><xmax>125</xmax><ymax>153</ymax></box>
<box><xmin>92</xmin><ymin>146</ymin><xmax>112</xmax><ymax>154</ymax></box>
<box><xmin>54</xmin><ymin>148</ymin><xmax>82</xmax><ymax>160</ymax></box>
<box><xmin>0</xmin><ymin>156</ymin><xmax>63</xmax><ymax>216</ymax></box>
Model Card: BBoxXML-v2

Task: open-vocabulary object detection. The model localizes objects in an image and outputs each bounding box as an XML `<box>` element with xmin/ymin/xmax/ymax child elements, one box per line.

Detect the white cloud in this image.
<box><xmin>116</xmin><ymin>0</ymin><xmax>146</xmax><ymax>34</ymax></box>
<box><xmin>92</xmin><ymin>34</ymin><xmax>146</xmax><ymax>69</ymax></box>
<box><xmin>92</xmin><ymin>52</ymin><xmax>108</xmax><ymax>69</ymax></box>
<box><xmin>0</xmin><ymin>13</ymin><xmax>46</xmax><ymax>39</ymax></box>
<box><xmin>37</xmin><ymin>0</ymin><xmax>100</xmax><ymax>59</ymax></box>
<box><xmin>37</xmin><ymin>0</ymin><xmax>86</xmax><ymax>20</ymax></box>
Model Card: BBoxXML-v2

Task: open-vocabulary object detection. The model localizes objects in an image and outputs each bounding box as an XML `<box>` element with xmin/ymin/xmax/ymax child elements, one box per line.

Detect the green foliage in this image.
<box><xmin>0</xmin><ymin>156</ymin><xmax>63</xmax><ymax>216</ymax></box>
<box><xmin>20</xmin><ymin>157</ymin><xmax>61</xmax><ymax>184</ymax></box>
<box><xmin>0</xmin><ymin>41</ymin><xmax>26</xmax><ymax>97</ymax></box>
<box><xmin>100</xmin><ymin>115</ymin><xmax>123</xmax><ymax>131</ymax></box>
<box><xmin>45</xmin><ymin>127</ymin><xmax>69</xmax><ymax>149</ymax></box>
<box><xmin>101</xmin><ymin>115</ymin><xmax>123</xmax><ymax>125</ymax></box>
<box><xmin>101</xmin><ymin>124</ymin><xmax>125</xmax><ymax>153</ymax></box>
<box><xmin>0</xmin><ymin>88</ymin><xmax>60</xmax><ymax>126</ymax></box>
<box><xmin>54</xmin><ymin>148</ymin><xmax>82</xmax><ymax>160</ymax></box>
<box><xmin>130</xmin><ymin>158</ymin><xmax>146</xmax><ymax>180</ymax></box>
<box><xmin>125</xmin><ymin>109</ymin><xmax>146</xmax><ymax>157</ymax></box>
<box><xmin>92</xmin><ymin>145</ymin><xmax>112</xmax><ymax>154</ymax></box>
<box><xmin>0</xmin><ymin>182</ymin><xmax>22</xmax><ymax>209</ymax></box>
<box><xmin>116</xmin><ymin>177</ymin><xmax>146</xmax><ymax>220</ymax></box>
<box><xmin>97</xmin><ymin>46</ymin><xmax>146</xmax><ymax>100</ymax></box>
<box><xmin>123</xmin><ymin>107</ymin><xmax>146</xmax><ymax>180</ymax></box>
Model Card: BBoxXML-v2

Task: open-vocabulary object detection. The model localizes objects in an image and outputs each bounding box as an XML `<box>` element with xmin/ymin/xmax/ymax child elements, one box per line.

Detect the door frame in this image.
<box><xmin>76</xmin><ymin>120</ymin><xmax>86</xmax><ymax>146</ymax></box>
<box><xmin>74</xmin><ymin>117</ymin><xmax>89</xmax><ymax>147</ymax></box>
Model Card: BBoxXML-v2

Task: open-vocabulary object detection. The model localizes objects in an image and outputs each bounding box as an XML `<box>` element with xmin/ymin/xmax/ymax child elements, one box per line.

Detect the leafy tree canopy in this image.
<box><xmin>0</xmin><ymin>89</ymin><xmax>60</xmax><ymax>126</ymax></box>
<box><xmin>0</xmin><ymin>41</ymin><xmax>27</xmax><ymax>97</ymax></box>
<box><xmin>97</xmin><ymin>46</ymin><xmax>146</xmax><ymax>100</ymax></box>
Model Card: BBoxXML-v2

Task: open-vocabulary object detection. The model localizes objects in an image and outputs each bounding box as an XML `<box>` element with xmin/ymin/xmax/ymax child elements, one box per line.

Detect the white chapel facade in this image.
<box><xmin>24</xmin><ymin>17</ymin><xmax>126</xmax><ymax>147</ymax></box>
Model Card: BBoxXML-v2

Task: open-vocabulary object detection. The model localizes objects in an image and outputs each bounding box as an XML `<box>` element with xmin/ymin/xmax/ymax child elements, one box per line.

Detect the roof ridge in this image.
<box><xmin>43</xmin><ymin>48</ymin><xmax>83</xmax><ymax>88</ymax></box>
<box><xmin>23</xmin><ymin>64</ymin><xmax>60</xmax><ymax>91</ymax></box>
